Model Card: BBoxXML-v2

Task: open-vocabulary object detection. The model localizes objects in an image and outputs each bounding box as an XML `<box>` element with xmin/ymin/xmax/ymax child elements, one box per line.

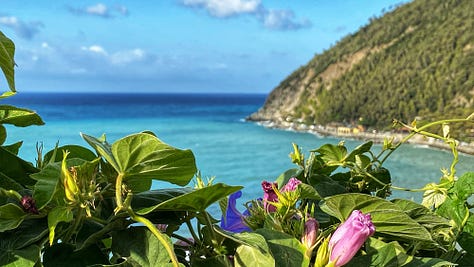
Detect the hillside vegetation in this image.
<box><xmin>249</xmin><ymin>0</ymin><xmax>474</xmax><ymax>140</ymax></box>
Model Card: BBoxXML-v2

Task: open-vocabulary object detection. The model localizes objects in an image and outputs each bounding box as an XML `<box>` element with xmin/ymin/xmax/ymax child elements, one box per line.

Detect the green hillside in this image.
<box><xmin>250</xmin><ymin>0</ymin><xmax>474</xmax><ymax>140</ymax></box>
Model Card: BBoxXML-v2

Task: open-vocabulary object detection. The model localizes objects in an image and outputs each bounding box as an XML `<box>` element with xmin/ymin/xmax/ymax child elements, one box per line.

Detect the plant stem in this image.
<box><xmin>130</xmin><ymin>211</ymin><xmax>180</xmax><ymax>267</ymax></box>
<box><xmin>185</xmin><ymin>219</ymin><xmax>201</xmax><ymax>246</ymax></box>
<box><xmin>114</xmin><ymin>173</ymin><xmax>124</xmax><ymax>214</ymax></box>
<box><xmin>203</xmin><ymin>212</ymin><xmax>219</xmax><ymax>248</ymax></box>
<box><xmin>380</xmin><ymin>117</ymin><xmax>472</xmax><ymax>165</ymax></box>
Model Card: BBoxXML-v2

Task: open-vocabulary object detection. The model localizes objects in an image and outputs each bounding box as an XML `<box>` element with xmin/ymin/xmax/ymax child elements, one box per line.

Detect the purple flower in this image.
<box><xmin>301</xmin><ymin>217</ymin><xmax>319</xmax><ymax>249</ymax></box>
<box><xmin>329</xmin><ymin>210</ymin><xmax>375</xmax><ymax>266</ymax></box>
<box><xmin>220</xmin><ymin>191</ymin><xmax>251</xmax><ymax>233</ymax></box>
<box><xmin>262</xmin><ymin>181</ymin><xmax>278</xmax><ymax>212</ymax></box>
<box><xmin>281</xmin><ymin>177</ymin><xmax>302</xmax><ymax>192</ymax></box>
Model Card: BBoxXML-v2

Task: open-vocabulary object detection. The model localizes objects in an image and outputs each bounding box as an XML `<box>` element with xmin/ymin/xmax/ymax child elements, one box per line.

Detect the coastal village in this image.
<box><xmin>253</xmin><ymin>117</ymin><xmax>474</xmax><ymax>155</ymax></box>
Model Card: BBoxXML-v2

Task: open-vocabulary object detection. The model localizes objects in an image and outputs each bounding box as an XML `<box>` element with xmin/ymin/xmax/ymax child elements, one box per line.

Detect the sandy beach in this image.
<box><xmin>250</xmin><ymin>119</ymin><xmax>474</xmax><ymax>155</ymax></box>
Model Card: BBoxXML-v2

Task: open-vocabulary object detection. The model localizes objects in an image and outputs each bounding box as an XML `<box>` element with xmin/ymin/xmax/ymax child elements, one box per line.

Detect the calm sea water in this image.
<box><xmin>4</xmin><ymin>93</ymin><xmax>473</xmax><ymax>205</ymax></box>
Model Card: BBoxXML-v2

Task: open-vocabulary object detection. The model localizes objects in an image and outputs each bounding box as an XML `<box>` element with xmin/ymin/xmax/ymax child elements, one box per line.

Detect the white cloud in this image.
<box><xmin>0</xmin><ymin>15</ymin><xmax>43</xmax><ymax>39</ymax></box>
<box><xmin>68</xmin><ymin>3</ymin><xmax>129</xmax><ymax>18</ymax></box>
<box><xmin>260</xmin><ymin>9</ymin><xmax>312</xmax><ymax>31</ymax></box>
<box><xmin>89</xmin><ymin>45</ymin><xmax>108</xmax><ymax>55</ymax></box>
<box><xmin>82</xmin><ymin>45</ymin><xmax>108</xmax><ymax>55</ymax></box>
<box><xmin>86</xmin><ymin>3</ymin><xmax>108</xmax><ymax>16</ymax></box>
<box><xmin>110</xmin><ymin>49</ymin><xmax>146</xmax><ymax>65</ymax></box>
<box><xmin>180</xmin><ymin>0</ymin><xmax>311</xmax><ymax>31</ymax></box>
<box><xmin>182</xmin><ymin>0</ymin><xmax>260</xmax><ymax>17</ymax></box>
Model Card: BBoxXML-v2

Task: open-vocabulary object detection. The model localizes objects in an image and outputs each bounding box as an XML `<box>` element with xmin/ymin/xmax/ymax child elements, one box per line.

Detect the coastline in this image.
<box><xmin>248</xmin><ymin>119</ymin><xmax>474</xmax><ymax>156</ymax></box>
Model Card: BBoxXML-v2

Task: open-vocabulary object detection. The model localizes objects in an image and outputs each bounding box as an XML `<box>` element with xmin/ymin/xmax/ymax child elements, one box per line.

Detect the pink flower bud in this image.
<box><xmin>329</xmin><ymin>210</ymin><xmax>375</xmax><ymax>266</ymax></box>
<box><xmin>301</xmin><ymin>217</ymin><xmax>319</xmax><ymax>249</ymax></box>
<box><xmin>281</xmin><ymin>177</ymin><xmax>302</xmax><ymax>192</ymax></box>
<box><xmin>155</xmin><ymin>224</ymin><xmax>167</xmax><ymax>233</ymax></box>
<box><xmin>20</xmin><ymin>195</ymin><xmax>39</xmax><ymax>214</ymax></box>
<box><xmin>261</xmin><ymin>181</ymin><xmax>278</xmax><ymax>212</ymax></box>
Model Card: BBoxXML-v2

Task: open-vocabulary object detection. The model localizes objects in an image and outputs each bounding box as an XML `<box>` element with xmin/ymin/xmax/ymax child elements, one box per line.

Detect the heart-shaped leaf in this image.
<box><xmin>83</xmin><ymin>132</ymin><xmax>197</xmax><ymax>192</ymax></box>
<box><xmin>0</xmin><ymin>203</ymin><xmax>26</xmax><ymax>232</ymax></box>
<box><xmin>111</xmin><ymin>226</ymin><xmax>175</xmax><ymax>267</ymax></box>
<box><xmin>0</xmin><ymin>32</ymin><xmax>15</xmax><ymax>92</ymax></box>
<box><xmin>0</xmin><ymin>105</ymin><xmax>44</xmax><ymax>127</ymax></box>
<box><xmin>136</xmin><ymin>183</ymin><xmax>241</xmax><ymax>215</ymax></box>
<box><xmin>0</xmin><ymin>146</ymin><xmax>37</xmax><ymax>186</ymax></box>
<box><xmin>320</xmin><ymin>193</ymin><xmax>433</xmax><ymax>242</ymax></box>
<box><xmin>255</xmin><ymin>228</ymin><xmax>309</xmax><ymax>267</ymax></box>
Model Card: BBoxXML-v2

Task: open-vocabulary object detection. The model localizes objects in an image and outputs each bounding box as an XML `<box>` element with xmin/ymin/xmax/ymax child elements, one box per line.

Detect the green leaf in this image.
<box><xmin>225</xmin><ymin>232</ymin><xmax>275</xmax><ymax>267</ymax></box>
<box><xmin>276</xmin><ymin>168</ymin><xmax>302</xmax><ymax>188</ymax></box>
<box><xmin>0</xmin><ymin>244</ymin><xmax>40</xmax><ymax>267</ymax></box>
<box><xmin>83</xmin><ymin>132</ymin><xmax>197</xmax><ymax>192</ymax></box>
<box><xmin>402</xmin><ymin>257</ymin><xmax>455</xmax><ymax>267</ymax></box>
<box><xmin>235</xmin><ymin>245</ymin><xmax>273</xmax><ymax>266</ymax></box>
<box><xmin>320</xmin><ymin>193</ymin><xmax>433</xmax><ymax>242</ymax></box>
<box><xmin>136</xmin><ymin>183</ymin><xmax>242</xmax><ymax>215</ymax></box>
<box><xmin>43</xmin><ymin>144</ymin><xmax>97</xmax><ymax>163</ymax></box>
<box><xmin>43</xmin><ymin>243</ymin><xmax>109</xmax><ymax>266</ymax></box>
<box><xmin>0</xmin><ymin>91</ymin><xmax>15</xmax><ymax>99</ymax></box>
<box><xmin>298</xmin><ymin>183</ymin><xmax>321</xmax><ymax>200</ymax></box>
<box><xmin>191</xmin><ymin>255</ymin><xmax>232</xmax><ymax>267</ymax></box>
<box><xmin>0</xmin><ymin>171</ymin><xmax>24</xmax><ymax>191</ymax></box>
<box><xmin>347</xmin><ymin>238</ymin><xmax>400</xmax><ymax>267</ymax></box>
<box><xmin>31</xmin><ymin>162</ymin><xmax>63</xmax><ymax>210</ymax></box>
<box><xmin>458</xmin><ymin>213</ymin><xmax>474</xmax><ymax>254</ymax></box>
<box><xmin>0</xmin><ymin>105</ymin><xmax>44</xmax><ymax>127</ymax></box>
<box><xmin>0</xmin><ymin>218</ymin><xmax>48</xmax><ymax>249</ymax></box>
<box><xmin>111</xmin><ymin>132</ymin><xmax>197</xmax><ymax>186</ymax></box>
<box><xmin>81</xmin><ymin>133</ymin><xmax>118</xmax><ymax>170</ymax></box>
<box><xmin>2</xmin><ymin>141</ymin><xmax>22</xmax><ymax>155</ymax></box>
<box><xmin>308</xmin><ymin>174</ymin><xmax>346</xmax><ymax>197</ymax></box>
<box><xmin>111</xmin><ymin>226</ymin><xmax>175</xmax><ymax>267</ymax></box>
<box><xmin>0</xmin><ymin>146</ymin><xmax>38</xmax><ymax>186</ymax></box>
<box><xmin>348</xmin><ymin>237</ymin><xmax>454</xmax><ymax>267</ymax></box>
<box><xmin>0</xmin><ymin>219</ymin><xmax>46</xmax><ymax>267</ymax></box>
<box><xmin>346</xmin><ymin>141</ymin><xmax>373</xmax><ymax>162</ymax></box>
<box><xmin>455</xmin><ymin>172</ymin><xmax>474</xmax><ymax>201</ymax></box>
<box><xmin>392</xmin><ymin>199</ymin><xmax>451</xmax><ymax>230</ymax></box>
<box><xmin>132</xmin><ymin>188</ymin><xmax>193</xmax><ymax>210</ymax></box>
<box><xmin>437</xmin><ymin>197</ymin><xmax>468</xmax><ymax>227</ymax></box>
<box><xmin>31</xmin><ymin>158</ymin><xmax>87</xmax><ymax>210</ymax></box>
<box><xmin>255</xmin><ymin>229</ymin><xmax>309</xmax><ymax>267</ymax></box>
<box><xmin>314</xmin><ymin>143</ymin><xmax>347</xmax><ymax>166</ymax></box>
<box><xmin>47</xmin><ymin>206</ymin><xmax>73</xmax><ymax>245</ymax></box>
<box><xmin>0</xmin><ymin>31</ymin><xmax>15</xmax><ymax>92</ymax></box>
<box><xmin>0</xmin><ymin>203</ymin><xmax>26</xmax><ymax>232</ymax></box>
<box><xmin>0</xmin><ymin>124</ymin><xmax>5</xmax><ymax>145</ymax></box>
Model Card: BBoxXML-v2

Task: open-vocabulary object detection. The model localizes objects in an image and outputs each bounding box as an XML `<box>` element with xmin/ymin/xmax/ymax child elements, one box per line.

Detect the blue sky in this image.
<box><xmin>1</xmin><ymin>0</ymin><xmax>407</xmax><ymax>93</ymax></box>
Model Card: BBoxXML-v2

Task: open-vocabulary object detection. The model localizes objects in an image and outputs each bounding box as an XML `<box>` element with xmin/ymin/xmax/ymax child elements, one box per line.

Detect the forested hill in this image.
<box><xmin>249</xmin><ymin>0</ymin><xmax>474</xmax><ymax>140</ymax></box>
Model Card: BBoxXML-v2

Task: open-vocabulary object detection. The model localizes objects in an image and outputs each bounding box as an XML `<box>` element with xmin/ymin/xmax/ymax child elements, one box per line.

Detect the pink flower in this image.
<box><xmin>301</xmin><ymin>217</ymin><xmax>319</xmax><ymax>249</ymax></box>
<box><xmin>329</xmin><ymin>210</ymin><xmax>375</xmax><ymax>266</ymax></box>
<box><xmin>281</xmin><ymin>177</ymin><xmax>302</xmax><ymax>192</ymax></box>
<box><xmin>261</xmin><ymin>181</ymin><xmax>278</xmax><ymax>212</ymax></box>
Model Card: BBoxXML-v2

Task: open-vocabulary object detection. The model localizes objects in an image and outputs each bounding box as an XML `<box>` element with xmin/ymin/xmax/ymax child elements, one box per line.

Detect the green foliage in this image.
<box><xmin>0</xmin><ymin>31</ymin><xmax>15</xmax><ymax>93</ymax></box>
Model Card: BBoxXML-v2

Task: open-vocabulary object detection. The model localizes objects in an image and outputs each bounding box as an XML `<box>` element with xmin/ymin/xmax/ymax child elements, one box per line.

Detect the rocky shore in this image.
<box><xmin>248</xmin><ymin>118</ymin><xmax>474</xmax><ymax>155</ymax></box>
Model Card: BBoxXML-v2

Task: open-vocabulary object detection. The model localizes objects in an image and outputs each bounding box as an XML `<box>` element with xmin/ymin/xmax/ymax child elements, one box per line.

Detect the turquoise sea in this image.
<box><xmin>4</xmin><ymin>93</ymin><xmax>473</xmax><ymax>205</ymax></box>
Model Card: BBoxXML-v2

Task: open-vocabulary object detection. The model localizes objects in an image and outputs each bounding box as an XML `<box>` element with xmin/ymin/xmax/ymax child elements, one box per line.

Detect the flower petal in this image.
<box><xmin>220</xmin><ymin>191</ymin><xmax>251</xmax><ymax>233</ymax></box>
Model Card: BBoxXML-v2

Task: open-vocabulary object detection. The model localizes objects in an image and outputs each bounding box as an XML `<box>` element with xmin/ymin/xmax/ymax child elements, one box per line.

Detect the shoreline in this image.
<box><xmin>249</xmin><ymin>119</ymin><xmax>474</xmax><ymax>155</ymax></box>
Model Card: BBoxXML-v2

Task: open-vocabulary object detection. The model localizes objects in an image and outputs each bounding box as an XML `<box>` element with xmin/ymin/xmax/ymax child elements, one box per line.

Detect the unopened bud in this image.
<box><xmin>20</xmin><ymin>195</ymin><xmax>39</xmax><ymax>214</ymax></box>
